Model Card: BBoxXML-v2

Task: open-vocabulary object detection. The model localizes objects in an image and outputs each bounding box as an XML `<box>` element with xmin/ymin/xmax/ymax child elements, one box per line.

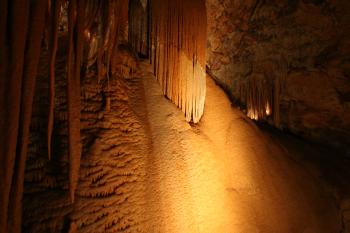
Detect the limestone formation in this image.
<box><xmin>206</xmin><ymin>0</ymin><xmax>350</xmax><ymax>151</ymax></box>
<box><xmin>129</xmin><ymin>0</ymin><xmax>207</xmax><ymax>123</ymax></box>
<box><xmin>1</xmin><ymin>1</ymin><xmax>350</xmax><ymax>232</ymax></box>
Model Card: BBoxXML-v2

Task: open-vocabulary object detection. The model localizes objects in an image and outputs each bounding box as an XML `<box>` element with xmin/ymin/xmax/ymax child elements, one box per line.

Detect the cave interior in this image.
<box><xmin>1</xmin><ymin>0</ymin><xmax>350</xmax><ymax>232</ymax></box>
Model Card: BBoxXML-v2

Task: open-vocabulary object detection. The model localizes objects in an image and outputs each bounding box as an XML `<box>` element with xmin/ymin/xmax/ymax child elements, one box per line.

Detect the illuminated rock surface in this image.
<box><xmin>23</xmin><ymin>58</ymin><xmax>350</xmax><ymax>233</ymax></box>
<box><xmin>140</xmin><ymin>61</ymin><xmax>342</xmax><ymax>233</ymax></box>
<box><xmin>1</xmin><ymin>1</ymin><xmax>350</xmax><ymax>232</ymax></box>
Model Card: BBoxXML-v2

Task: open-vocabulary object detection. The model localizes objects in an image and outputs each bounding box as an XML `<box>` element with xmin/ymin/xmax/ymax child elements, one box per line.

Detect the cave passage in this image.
<box><xmin>1</xmin><ymin>0</ymin><xmax>350</xmax><ymax>233</ymax></box>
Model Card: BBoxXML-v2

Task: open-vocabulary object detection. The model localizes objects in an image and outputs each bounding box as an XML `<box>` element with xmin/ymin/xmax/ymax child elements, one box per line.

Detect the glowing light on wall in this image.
<box><xmin>241</xmin><ymin>76</ymin><xmax>280</xmax><ymax>124</ymax></box>
<box><xmin>265</xmin><ymin>101</ymin><xmax>271</xmax><ymax>116</ymax></box>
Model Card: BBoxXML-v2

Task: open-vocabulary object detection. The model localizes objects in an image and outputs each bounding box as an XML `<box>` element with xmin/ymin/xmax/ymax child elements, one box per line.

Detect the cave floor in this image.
<box><xmin>136</xmin><ymin>61</ymin><xmax>342</xmax><ymax>233</ymax></box>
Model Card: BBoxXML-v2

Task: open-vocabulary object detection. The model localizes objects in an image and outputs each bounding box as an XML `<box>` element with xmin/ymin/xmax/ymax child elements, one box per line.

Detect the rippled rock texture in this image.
<box><xmin>23</xmin><ymin>44</ymin><xmax>145</xmax><ymax>232</ymax></box>
<box><xmin>206</xmin><ymin>0</ymin><xmax>350</xmax><ymax>152</ymax></box>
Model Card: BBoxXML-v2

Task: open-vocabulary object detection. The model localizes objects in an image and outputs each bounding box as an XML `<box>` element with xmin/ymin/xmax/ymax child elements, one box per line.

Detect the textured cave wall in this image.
<box><xmin>206</xmin><ymin>0</ymin><xmax>350</xmax><ymax>152</ymax></box>
<box><xmin>18</xmin><ymin>1</ymin><xmax>131</xmax><ymax>232</ymax></box>
<box><xmin>23</xmin><ymin>43</ymin><xmax>144</xmax><ymax>232</ymax></box>
<box><xmin>23</xmin><ymin>12</ymin><xmax>142</xmax><ymax>232</ymax></box>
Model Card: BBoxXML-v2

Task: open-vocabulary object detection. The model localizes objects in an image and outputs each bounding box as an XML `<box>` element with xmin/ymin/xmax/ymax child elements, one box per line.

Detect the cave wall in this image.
<box><xmin>0</xmin><ymin>1</ymin><xmax>130</xmax><ymax>232</ymax></box>
<box><xmin>206</xmin><ymin>0</ymin><xmax>350</xmax><ymax>152</ymax></box>
<box><xmin>23</xmin><ymin>43</ymin><xmax>141</xmax><ymax>232</ymax></box>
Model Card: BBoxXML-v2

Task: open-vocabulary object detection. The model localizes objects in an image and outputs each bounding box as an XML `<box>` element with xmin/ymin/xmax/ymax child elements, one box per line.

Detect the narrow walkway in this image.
<box><xmin>139</xmin><ymin>61</ymin><xmax>341</xmax><ymax>233</ymax></box>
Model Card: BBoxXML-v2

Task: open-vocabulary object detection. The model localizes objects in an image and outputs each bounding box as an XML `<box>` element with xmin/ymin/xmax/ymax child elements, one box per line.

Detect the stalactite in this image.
<box><xmin>8</xmin><ymin>1</ymin><xmax>48</xmax><ymax>232</ymax></box>
<box><xmin>66</xmin><ymin>0</ymin><xmax>78</xmax><ymax>203</ymax></box>
<box><xmin>93</xmin><ymin>0</ymin><xmax>128</xmax><ymax>84</ymax></box>
<box><xmin>65</xmin><ymin>0</ymin><xmax>128</xmax><ymax>202</ymax></box>
<box><xmin>66</xmin><ymin>0</ymin><xmax>87</xmax><ymax>203</ymax></box>
<box><xmin>48</xmin><ymin>0</ymin><xmax>62</xmax><ymax>160</ymax></box>
<box><xmin>129</xmin><ymin>0</ymin><xmax>148</xmax><ymax>56</ymax></box>
<box><xmin>242</xmin><ymin>74</ymin><xmax>281</xmax><ymax>126</ymax></box>
<box><xmin>246</xmin><ymin>77</ymin><xmax>268</xmax><ymax>121</ymax></box>
<box><xmin>0</xmin><ymin>0</ymin><xmax>48</xmax><ymax>232</ymax></box>
<box><xmin>84</xmin><ymin>0</ymin><xmax>100</xmax><ymax>31</ymax></box>
<box><xmin>95</xmin><ymin>0</ymin><xmax>128</xmax><ymax>111</ymax></box>
<box><xmin>0</xmin><ymin>1</ymin><xmax>30</xmax><ymax>232</ymax></box>
<box><xmin>273</xmin><ymin>76</ymin><xmax>281</xmax><ymax>127</ymax></box>
<box><xmin>105</xmin><ymin>1</ymin><xmax>117</xmax><ymax>112</ymax></box>
<box><xmin>0</xmin><ymin>0</ymin><xmax>130</xmax><ymax>231</ymax></box>
<box><xmin>145</xmin><ymin>0</ymin><xmax>207</xmax><ymax>123</ymax></box>
<box><xmin>0</xmin><ymin>0</ymin><xmax>9</xmax><ymax>228</ymax></box>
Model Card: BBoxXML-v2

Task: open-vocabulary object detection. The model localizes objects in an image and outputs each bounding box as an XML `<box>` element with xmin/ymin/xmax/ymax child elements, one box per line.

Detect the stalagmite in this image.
<box><xmin>147</xmin><ymin>0</ymin><xmax>207</xmax><ymax>123</ymax></box>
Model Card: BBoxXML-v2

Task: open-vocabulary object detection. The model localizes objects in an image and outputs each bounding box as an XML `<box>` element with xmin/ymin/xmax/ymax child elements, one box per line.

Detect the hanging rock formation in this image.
<box><xmin>0</xmin><ymin>1</ymin><xmax>47</xmax><ymax>232</ymax></box>
<box><xmin>130</xmin><ymin>0</ymin><xmax>207</xmax><ymax>123</ymax></box>
<box><xmin>129</xmin><ymin>0</ymin><xmax>149</xmax><ymax>57</ymax></box>
<box><xmin>0</xmin><ymin>1</ymin><xmax>128</xmax><ymax>232</ymax></box>
<box><xmin>0</xmin><ymin>0</ymin><xmax>206</xmax><ymax>232</ymax></box>
<box><xmin>151</xmin><ymin>0</ymin><xmax>207</xmax><ymax>123</ymax></box>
